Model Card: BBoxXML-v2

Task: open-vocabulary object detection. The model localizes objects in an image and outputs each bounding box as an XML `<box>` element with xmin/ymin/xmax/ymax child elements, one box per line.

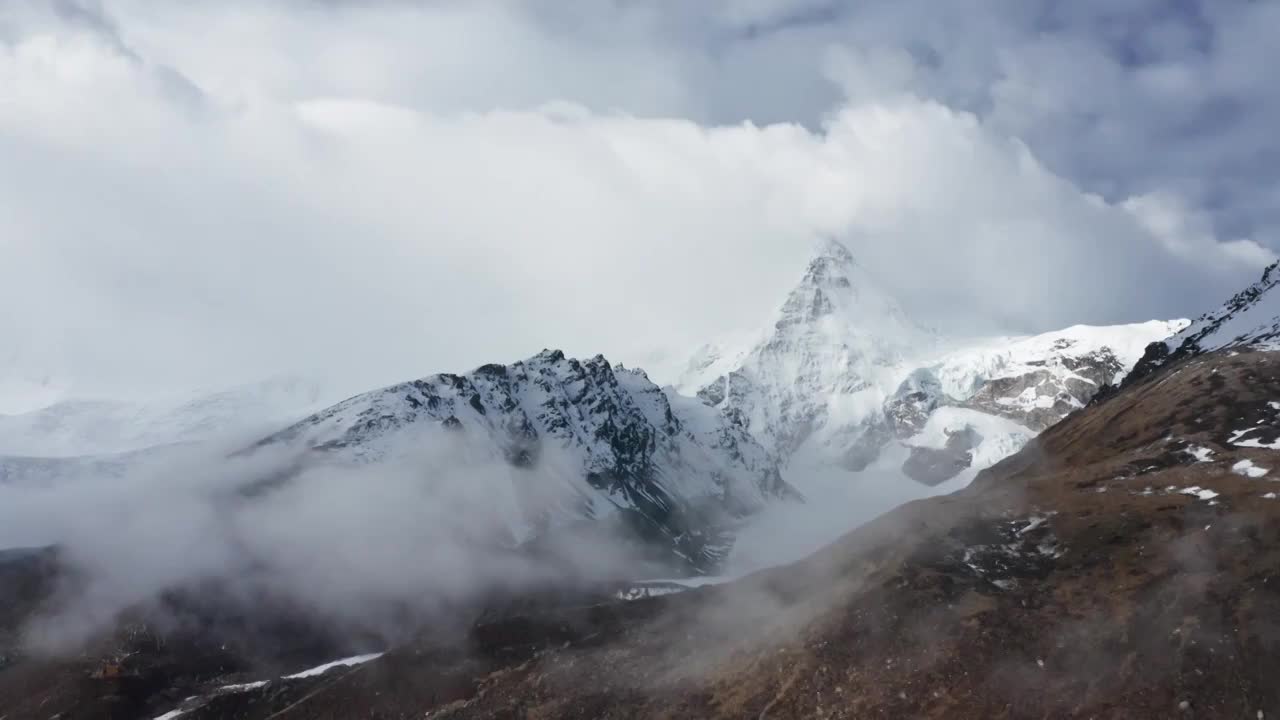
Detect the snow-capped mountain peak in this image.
<box><xmin>685</xmin><ymin>239</ymin><xmax>929</xmax><ymax>467</ymax></box>
<box><xmin>771</xmin><ymin>237</ymin><xmax>927</xmax><ymax>357</ymax></box>
<box><xmin>678</xmin><ymin>238</ymin><xmax>1187</xmax><ymax>488</ymax></box>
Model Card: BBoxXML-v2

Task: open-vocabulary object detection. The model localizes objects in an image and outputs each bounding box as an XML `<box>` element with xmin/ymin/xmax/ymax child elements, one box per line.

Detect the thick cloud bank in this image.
<box><xmin>1</xmin><ymin>1</ymin><xmax>1271</xmax><ymax>399</ymax></box>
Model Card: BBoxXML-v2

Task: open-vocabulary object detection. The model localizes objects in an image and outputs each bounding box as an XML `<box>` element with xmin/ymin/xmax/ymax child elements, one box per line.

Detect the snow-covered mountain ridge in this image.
<box><xmin>892</xmin><ymin>320</ymin><xmax>1188</xmax><ymax>435</ymax></box>
<box><xmin>1126</xmin><ymin>260</ymin><xmax>1280</xmax><ymax>385</ymax></box>
<box><xmin>259</xmin><ymin>349</ymin><xmax>794</xmax><ymax>573</ymax></box>
<box><xmin>679</xmin><ymin>239</ymin><xmax>1185</xmax><ymax>487</ymax></box>
<box><xmin>681</xmin><ymin>239</ymin><xmax>936</xmax><ymax>472</ymax></box>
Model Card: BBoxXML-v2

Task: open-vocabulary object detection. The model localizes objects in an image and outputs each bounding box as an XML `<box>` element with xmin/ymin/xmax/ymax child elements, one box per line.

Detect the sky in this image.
<box><xmin>2</xmin><ymin>0</ymin><xmax>1278</xmax><ymax>400</ymax></box>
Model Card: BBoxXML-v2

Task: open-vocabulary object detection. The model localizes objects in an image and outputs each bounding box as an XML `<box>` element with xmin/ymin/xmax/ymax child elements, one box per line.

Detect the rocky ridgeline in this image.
<box><xmin>1125</xmin><ymin>260</ymin><xmax>1280</xmax><ymax>387</ymax></box>
<box><xmin>260</xmin><ymin>349</ymin><xmax>795</xmax><ymax>573</ymax></box>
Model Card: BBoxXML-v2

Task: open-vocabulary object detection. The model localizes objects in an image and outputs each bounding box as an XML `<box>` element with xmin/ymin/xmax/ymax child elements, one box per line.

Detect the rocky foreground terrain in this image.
<box><xmin>4</xmin><ymin>342</ymin><xmax>1280</xmax><ymax>718</ymax></box>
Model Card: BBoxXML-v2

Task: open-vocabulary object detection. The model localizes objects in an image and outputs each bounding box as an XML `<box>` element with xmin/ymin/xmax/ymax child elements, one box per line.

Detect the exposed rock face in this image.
<box><xmin>883</xmin><ymin>368</ymin><xmax>943</xmax><ymax>439</ymax></box>
<box><xmin>961</xmin><ymin>368</ymin><xmax>1084</xmax><ymax>430</ymax></box>
<box><xmin>260</xmin><ymin>350</ymin><xmax>794</xmax><ymax>573</ymax></box>
<box><xmin>963</xmin><ymin>369</ymin><xmax>1077</xmax><ymax>429</ymax></box>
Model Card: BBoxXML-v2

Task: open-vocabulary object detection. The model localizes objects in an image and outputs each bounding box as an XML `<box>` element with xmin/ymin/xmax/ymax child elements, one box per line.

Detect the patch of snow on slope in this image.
<box><xmin>1229</xmin><ymin>427</ymin><xmax>1280</xmax><ymax>450</ymax></box>
<box><xmin>638</xmin><ymin>574</ymin><xmax>735</xmax><ymax>589</ymax></box>
<box><xmin>1181</xmin><ymin>486</ymin><xmax>1220</xmax><ymax>501</ymax></box>
<box><xmin>616</xmin><ymin>583</ymin><xmax>687</xmax><ymax>601</ymax></box>
<box><xmin>1233</xmin><ymin>459</ymin><xmax>1270</xmax><ymax>478</ymax></box>
<box><xmin>283</xmin><ymin>653</ymin><xmax>384</xmax><ymax>679</ymax></box>
<box><xmin>153</xmin><ymin>653</ymin><xmax>385</xmax><ymax>719</ymax></box>
<box><xmin>217</xmin><ymin>680</ymin><xmax>268</xmax><ymax>693</ymax></box>
<box><xmin>1186</xmin><ymin>445</ymin><xmax>1215</xmax><ymax>463</ymax></box>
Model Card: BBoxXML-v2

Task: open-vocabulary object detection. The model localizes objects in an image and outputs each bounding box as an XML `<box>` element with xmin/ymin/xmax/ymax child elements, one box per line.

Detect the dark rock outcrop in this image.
<box><xmin>884</xmin><ymin>368</ymin><xmax>946</xmax><ymax>439</ymax></box>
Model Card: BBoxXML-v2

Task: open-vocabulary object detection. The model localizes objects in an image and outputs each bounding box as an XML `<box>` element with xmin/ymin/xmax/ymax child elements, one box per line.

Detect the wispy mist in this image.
<box><xmin>0</xmin><ymin>428</ymin><xmax>658</xmax><ymax>655</ymax></box>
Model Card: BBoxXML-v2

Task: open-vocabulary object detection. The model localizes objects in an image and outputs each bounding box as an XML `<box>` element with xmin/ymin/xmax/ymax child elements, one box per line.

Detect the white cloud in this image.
<box><xmin>0</xmin><ymin>1</ymin><xmax>1271</xmax><ymax>400</ymax></box>
<box><xmin>1125</xmin><ymin>192</ymin><xmax>1276</xmax><ymax>270</ymax></box>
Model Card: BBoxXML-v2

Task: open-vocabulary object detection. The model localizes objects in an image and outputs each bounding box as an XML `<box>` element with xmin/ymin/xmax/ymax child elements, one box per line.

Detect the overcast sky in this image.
<box><xmin>2</xmin><ymin>0</ymin><xmax>1277</xmax><ymax>400</ymax></box>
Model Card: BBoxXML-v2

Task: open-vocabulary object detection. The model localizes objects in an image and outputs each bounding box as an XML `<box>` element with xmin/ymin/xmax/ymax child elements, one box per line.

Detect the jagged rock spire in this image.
<box><xmin>770</xmin><ymin>237</ymin><xmax>927</xmax><ymax>361</ymax></box>
<box><xmin>693</xmin><ymin>237</ymin><xmax>928</xmax><ymax>463</ymax></box>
